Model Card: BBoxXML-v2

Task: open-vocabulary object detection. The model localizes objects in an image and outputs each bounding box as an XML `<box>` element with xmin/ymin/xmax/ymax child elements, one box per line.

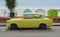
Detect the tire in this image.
<box><xmin>39</xmin><ymin>24</ymin><xmax>46</xmax><ymax>29</ymax></box>
<box><xmin>10</xmin><ymin>23</ymin><xmax>18</xmax><ymax>30</ymax></box>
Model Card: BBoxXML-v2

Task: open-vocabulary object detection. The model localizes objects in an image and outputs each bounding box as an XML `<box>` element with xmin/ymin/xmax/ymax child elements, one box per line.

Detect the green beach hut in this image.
<box><xmin>48</xmin><ymin>9</ymin><xmax>58</xmax><ymax>18</ymax></box>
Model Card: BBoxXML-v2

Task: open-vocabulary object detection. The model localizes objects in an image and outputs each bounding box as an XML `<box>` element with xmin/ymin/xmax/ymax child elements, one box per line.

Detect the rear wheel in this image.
<box><xmin>10</xmin><ymin>23</ymin><xmax>18</xmax><ymax>30</ymax></box>
<box><xmin>39</xmin><ymin>24</ymin><xmax>46</xmax><ymax>29</ymax></box>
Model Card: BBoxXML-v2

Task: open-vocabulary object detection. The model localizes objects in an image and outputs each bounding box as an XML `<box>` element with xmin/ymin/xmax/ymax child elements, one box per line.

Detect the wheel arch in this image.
<box><xmin>39</xmin><ymin>23</ymin><xmax>47</xmax><ymax>27</ymax></box>
<box><xmin>10</xmin><ymin>23</ymin><xmax>18</xmax><ymax>28</ymax></box>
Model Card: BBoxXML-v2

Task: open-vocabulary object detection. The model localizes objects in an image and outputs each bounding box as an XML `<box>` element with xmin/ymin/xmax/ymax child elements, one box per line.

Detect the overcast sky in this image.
<box><xmin>0</xmin><ymin>0</ymin><xmax>60</xmax><ymax>7</ymax></box>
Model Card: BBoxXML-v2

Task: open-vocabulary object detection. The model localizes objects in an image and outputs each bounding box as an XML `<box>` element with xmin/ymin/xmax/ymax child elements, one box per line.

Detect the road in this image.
<box><xmin>0</xmin><ymin>26</ymin><xmax>60</xmax><ymax>37</ymax></box>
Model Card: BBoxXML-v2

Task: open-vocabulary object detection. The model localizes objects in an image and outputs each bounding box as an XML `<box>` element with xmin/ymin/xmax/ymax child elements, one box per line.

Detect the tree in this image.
<box><xmin>5</xmin><ymin>0</ymin><xmax>16</xmax><ymax>18</ymax></box>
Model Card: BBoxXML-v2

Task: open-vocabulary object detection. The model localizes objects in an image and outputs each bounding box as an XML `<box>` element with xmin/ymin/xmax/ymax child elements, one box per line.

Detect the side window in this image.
<box><xmin>24</xmin><ymin>14</ymin><xmax>33</xmax><ymax>19</ymax></box>
<box><xmin>34</xmin><ymin>14</ymin><xmax>42</xmax><ymax>18</ymax></box>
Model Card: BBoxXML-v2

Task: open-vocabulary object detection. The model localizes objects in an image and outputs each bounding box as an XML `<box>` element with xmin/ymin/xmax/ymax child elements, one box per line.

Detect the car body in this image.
<box><xmin>7</xmin><ymin>13</ymin><xmax>53</xmax><ymax>30</ymax></box>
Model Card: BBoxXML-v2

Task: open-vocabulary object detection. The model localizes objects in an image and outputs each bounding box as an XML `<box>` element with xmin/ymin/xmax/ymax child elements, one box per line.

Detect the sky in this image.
<box><xmin>0</xmin><ymin>0</ymin><xmax>60</xmax><ymax>16</ymax></box>
<box><xmin>0</xmin><ymin>0</ymin><xmax>60</xmax><ymax>8</ymax></box>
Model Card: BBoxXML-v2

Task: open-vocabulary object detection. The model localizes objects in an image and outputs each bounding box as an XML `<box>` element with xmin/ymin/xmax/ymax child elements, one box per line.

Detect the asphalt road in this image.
<box><xmin>0</xmin><ymin>26</ymin><xmax>60</xmax><ymax>37</ymax></box>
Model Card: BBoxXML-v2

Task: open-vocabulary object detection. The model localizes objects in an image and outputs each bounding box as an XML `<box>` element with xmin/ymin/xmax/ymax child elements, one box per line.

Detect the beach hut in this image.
<box><xmin>48</xmin><ymin>9</ymin><xmax>58</xmax><ymax>18</ymax></box>
<box><xmin>35</xmin><ymin>9</ymin><xmax>45</xmax><ymax>15</ymax></box>
<box><xmin>23</xmin><ymin>9</ymin><xmax>32</xmax><ymax>13</ymax></box>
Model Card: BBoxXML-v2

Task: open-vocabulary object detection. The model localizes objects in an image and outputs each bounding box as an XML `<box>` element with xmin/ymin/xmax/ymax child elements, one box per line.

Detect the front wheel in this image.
<box><xmin>39</xmin><ymin>24</ymin><xmax>46</xmax><ymax>29</ymax></box>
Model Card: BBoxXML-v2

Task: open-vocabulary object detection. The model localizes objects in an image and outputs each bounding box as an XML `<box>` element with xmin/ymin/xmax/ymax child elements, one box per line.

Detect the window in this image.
<box><xmin>34</xmin><ymin>14</ymin><xmax>41</xmax><ymax>18</ymax></box>
<box><xmin>24</xmin><ymin>14</ymin><xmax>33</xmax><ymax>19</ymax></box>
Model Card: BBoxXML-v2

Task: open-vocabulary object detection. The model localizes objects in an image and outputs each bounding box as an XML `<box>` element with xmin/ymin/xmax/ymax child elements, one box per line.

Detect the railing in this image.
<box><xmin>0</xmin><ymin>16</ymin><xmax>60</xmax><ymax>23</ymax></box>
<box><xmin>53</xmin><ymin>18</ymin><xmax>60</xmax><ymax>23</ymax></box>
<box><xmin>0</xmin><ymin>16</ymin><xmax>22</xmax><ymax>23</ymax></box>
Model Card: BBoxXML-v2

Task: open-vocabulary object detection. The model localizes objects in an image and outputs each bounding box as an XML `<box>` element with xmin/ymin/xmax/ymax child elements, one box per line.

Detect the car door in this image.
<box><xmin>20</xmin><ymin>19</ymin><xmax>35</xmax><ymax>28</ymax></box>
<box><xmin>33</xmin><ymin>19</ymin><xmax>41</xmax><ymax>28</ymax></box>
<box><xmin>32</xmin><ymin>14</ymin><xmax>41</xmax><ymax>28</ymax></box>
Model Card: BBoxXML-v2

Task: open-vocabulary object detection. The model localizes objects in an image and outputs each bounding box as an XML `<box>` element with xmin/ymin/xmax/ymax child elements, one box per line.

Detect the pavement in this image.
<box><xmin>0</xmin><ymin>23</ymin><xmax>7</xmax><ymax>26</ymax></box>
<box><xmin>0</xmin><ymin>26</ymin><xmax>60</xmax><ymax>37</ymax></box>
<box><xmin>0</xmin><ymin>23</ymin><xmax>60</xmax><ymax>26</ymax></box>
<box><xmin>53</xmin><ymin>23</ymin><xmax>60</xmax><ymax>26</ymax></box>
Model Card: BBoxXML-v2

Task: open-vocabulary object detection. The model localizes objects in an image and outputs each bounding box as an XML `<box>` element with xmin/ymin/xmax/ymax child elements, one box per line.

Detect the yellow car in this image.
<box><xmin>7</xmin><ymin>13</ymin><xmax>53</xmax><ymax>30</ymax></box>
